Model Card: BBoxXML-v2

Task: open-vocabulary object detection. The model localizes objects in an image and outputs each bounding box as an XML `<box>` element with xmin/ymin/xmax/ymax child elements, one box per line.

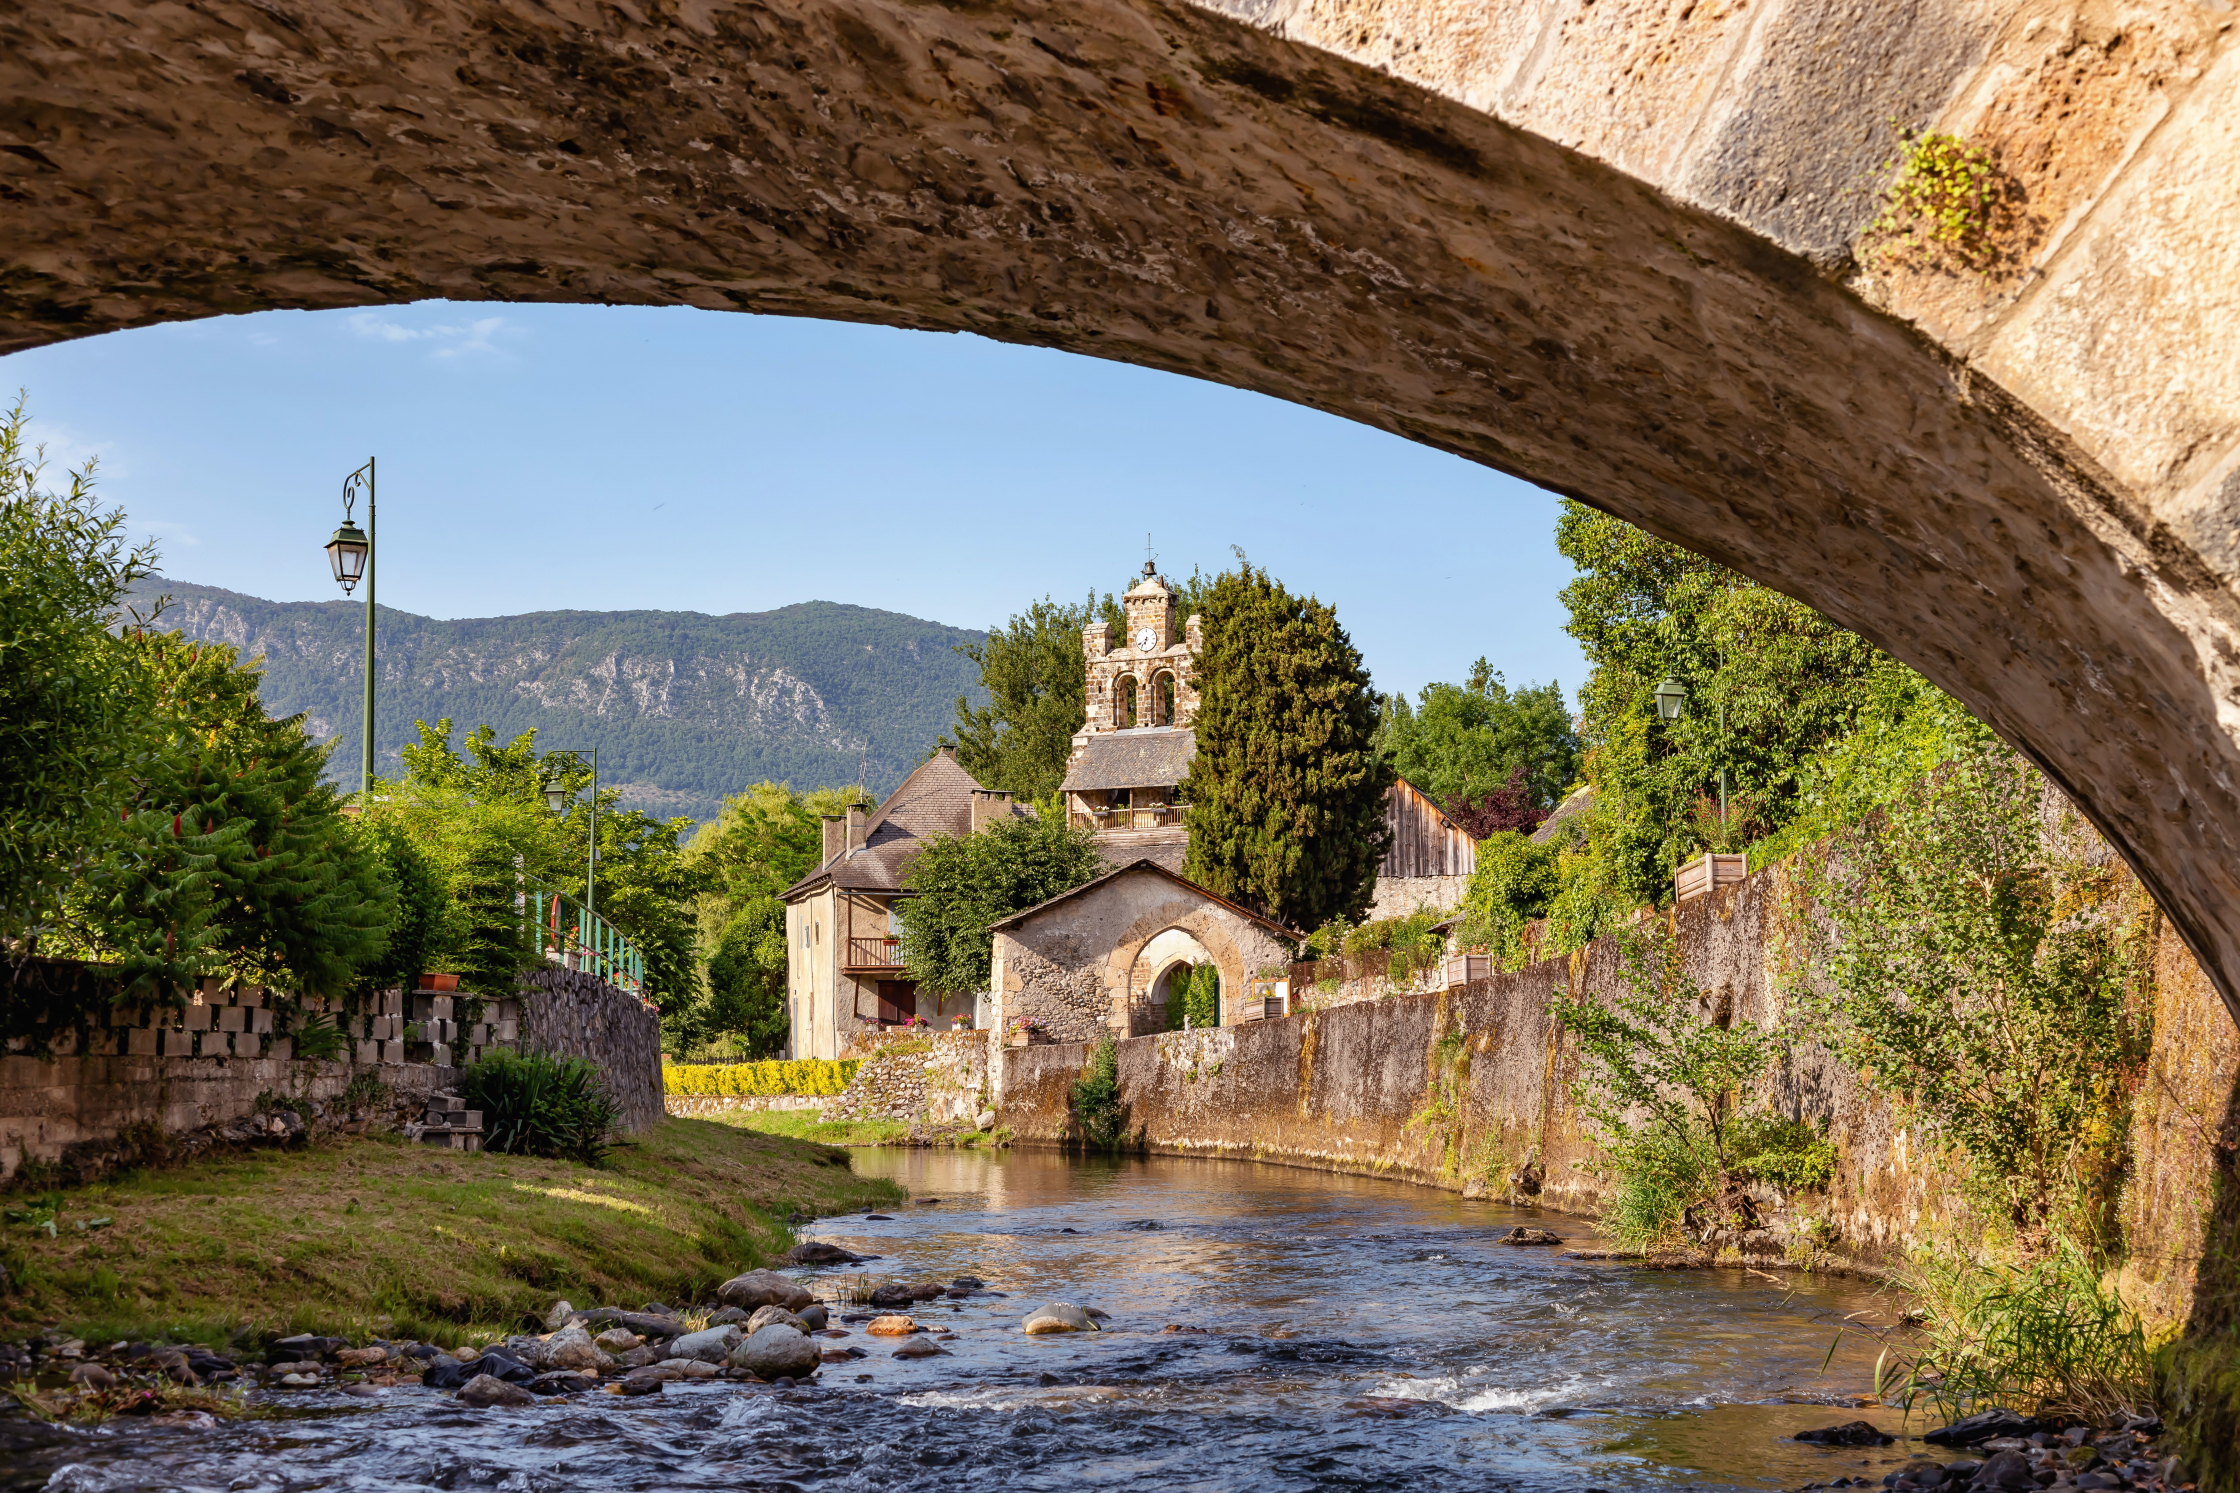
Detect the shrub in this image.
<box><xmin>1072</xmin><ymin>1035</ymin><xmax>1124</xmax><ymax>1150</ymax></box>
<box><xmin>661</xmin><ymin>1059</ymin><xmax>860</xmax><ymax>1098</ymax></box>
<box><xmin>463</xmin><ymin>1049</ymin><xmax>620</xmax><ymax>1165</ymax></box>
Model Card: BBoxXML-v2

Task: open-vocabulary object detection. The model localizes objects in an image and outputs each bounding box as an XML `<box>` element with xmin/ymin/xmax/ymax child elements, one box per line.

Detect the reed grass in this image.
<box><xmin>1877</xmin><ymin>1241</ymin><xmax>2153</xmax><ymax>1424</ymax></box>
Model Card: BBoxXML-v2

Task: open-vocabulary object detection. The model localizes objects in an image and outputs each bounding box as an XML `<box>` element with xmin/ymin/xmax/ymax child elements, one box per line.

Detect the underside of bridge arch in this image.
<box><xmin>5</xmin><ymin>0</ymin><xmax>2238</xmax><ymax>1018</ymax></box>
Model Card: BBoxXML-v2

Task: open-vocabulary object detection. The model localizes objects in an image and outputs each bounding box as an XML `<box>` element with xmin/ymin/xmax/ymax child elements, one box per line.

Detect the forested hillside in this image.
<box><xmin>128</xmin><ymin>577</ymin><xmax>985</xmax><ymax>822</ymax></box>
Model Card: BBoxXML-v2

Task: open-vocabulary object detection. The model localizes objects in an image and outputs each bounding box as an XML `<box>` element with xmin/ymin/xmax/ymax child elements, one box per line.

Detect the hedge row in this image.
<box><xmin>661</xmin><ymin>1058</ymin><xmax>862</xmax><ymax>1097</ymax></box>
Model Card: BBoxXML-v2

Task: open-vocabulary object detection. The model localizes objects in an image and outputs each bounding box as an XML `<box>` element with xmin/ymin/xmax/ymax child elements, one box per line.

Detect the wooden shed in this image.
<box><xmin>1381</xmin><ymin>778</ymin><xmax>1476</xmax><ymax>881</ymax></box>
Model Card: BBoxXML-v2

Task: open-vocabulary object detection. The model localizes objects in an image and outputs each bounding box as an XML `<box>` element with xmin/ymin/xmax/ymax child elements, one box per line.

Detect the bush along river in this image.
<box><xmin>0</xmin><ymin>1150</ymin><xmax>2190</xmax><ymax>1492</ymax></box>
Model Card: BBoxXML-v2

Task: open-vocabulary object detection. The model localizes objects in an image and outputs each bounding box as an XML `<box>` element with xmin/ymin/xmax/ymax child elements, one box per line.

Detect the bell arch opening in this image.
<box><xmin>6</xmin><ymin>1</ymin><xmax>2239</xmax><ymax>1023</ymax></box>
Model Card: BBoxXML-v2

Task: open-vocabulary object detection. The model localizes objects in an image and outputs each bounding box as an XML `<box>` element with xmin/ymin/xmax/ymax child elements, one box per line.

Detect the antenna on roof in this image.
<box><xmin>1144</xmin><ymin>533</ymin><xmax>1157</xmax><ymax>578</ymax></box>
<box><xmin>854</xmin><ymin>740</ymin><xmax>868</xmax><ymax>805</ymax></box>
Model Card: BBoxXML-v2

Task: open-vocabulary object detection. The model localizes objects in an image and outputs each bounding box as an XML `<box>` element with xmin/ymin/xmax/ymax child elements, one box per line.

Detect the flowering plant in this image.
<box><xmin>1007</xmin><ymin>1015</ymin><xmax>1042</xmax><ymax>1034</ymax></box>
<box><xmin>902</xmin><ymin>1014</ymin><xmax>928</xmax><ymax>1029</ymax></box>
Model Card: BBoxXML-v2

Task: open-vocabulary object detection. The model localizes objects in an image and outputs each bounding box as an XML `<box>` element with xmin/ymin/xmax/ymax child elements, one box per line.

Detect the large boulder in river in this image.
<box><xmin>1022</xmin><ymin>1303</ymin><xmax>1098</xmax><ymax>1335</ymax></box>
<box><xmin>718</xmin><ymin>1269</ymin><xmax>814</xmax><ymax>1312</ymax></box>
<box><xmin>728</xmin><ymin>1324</ymin><xmax>821</xmax><ymax>1379</ymax></box>
<box><xmin>783</xmin><ymin>1241</ymin><xmax>867</xmax><ymax>1266</ymax></box>
<box><xmin>745</xmin><ymin>1305</ymin><xmax>810</xmax><ymax>1336</ymax></box>
<box><xmin>668</xmin><ymin>1324</ymin><xmax>743</xmax><ymax>1364</ymax></box>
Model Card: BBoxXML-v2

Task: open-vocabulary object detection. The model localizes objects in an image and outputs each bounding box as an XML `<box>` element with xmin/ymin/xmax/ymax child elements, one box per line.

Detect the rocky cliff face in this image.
<box><xmin>135</xmin><ymin>577</ymin><xmax>985</xmax><ymax>820</ymax></box>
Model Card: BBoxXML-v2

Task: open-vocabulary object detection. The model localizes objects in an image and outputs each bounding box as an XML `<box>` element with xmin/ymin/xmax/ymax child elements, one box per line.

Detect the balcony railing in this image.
<box><xmin>527</xmin><ymin>883</ymin><xmax>644</xmax><ymax>995</ymax></box>
<box><xmin>844</xmin><ymin>935</ymin><xmax>905</xmax><ymax>972</ymax></box>
<box><xmin>1071</xmin><ymin>804</ymin><xmax>1189</xmax><ymax>832</ymax></box>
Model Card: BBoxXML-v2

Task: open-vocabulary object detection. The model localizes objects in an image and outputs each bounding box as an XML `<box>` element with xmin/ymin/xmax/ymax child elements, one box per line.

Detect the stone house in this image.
<box><xmin>780</xmin><ymin>750</ymin><xmax>1024</xmax><ymax>1060</ymax></box>
<box><xmin>1061</xmin><ymin>562</ymin><xmax>1201</xmax><ymax>874</ymax></box>
<box><xmin>988</xmin><ymin>859</ymin><xmax>1299</xmax><ymax>1043</ymax></box>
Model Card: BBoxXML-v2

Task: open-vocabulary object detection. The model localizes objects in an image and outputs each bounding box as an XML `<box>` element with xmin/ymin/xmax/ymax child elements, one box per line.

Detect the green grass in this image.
<box><xmin>704</xmin><ymin>1110</ymin><xmax>917</xmax><ymax>1147</ymax></box>
<box><xmin>0</xmin><ymin>1118</ymin><xmax>902</xmax><ymax>1347</ymax></box>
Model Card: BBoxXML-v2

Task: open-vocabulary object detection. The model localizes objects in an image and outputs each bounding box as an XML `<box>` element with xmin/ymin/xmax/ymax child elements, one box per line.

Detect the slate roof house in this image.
<box><xmin>779</xmin><ymin>749</ymin><xmax>1024</xmax><ymax>1059</ymax></box>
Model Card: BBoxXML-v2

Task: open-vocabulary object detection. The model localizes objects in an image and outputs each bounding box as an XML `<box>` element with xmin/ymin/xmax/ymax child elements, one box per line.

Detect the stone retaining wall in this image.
<box><xmin>823</xmin><ymin>1031</ymin><xmax>990</xmax><ymax>1124</ymax></box>
<box><xmin>519</xmin><ymin>968</ymin><xmax>663</xmax><ymax>1135</ymax></box>
<box><xmin>997</xmin><ymin>865</ymin><xmax>2240</xmax><ymax>1317</ymax></box>
<box><xmin>1</xmin><ymin>962</ymin><xmax>663</xmax><ymax>1181</ymax></box>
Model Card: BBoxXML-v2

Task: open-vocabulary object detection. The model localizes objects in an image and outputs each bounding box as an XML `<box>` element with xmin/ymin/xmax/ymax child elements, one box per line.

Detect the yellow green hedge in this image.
<box><xmin>662</xmin><ymin>1059</ymin><xmax>862</xmax><ymax>1097</ymax></box>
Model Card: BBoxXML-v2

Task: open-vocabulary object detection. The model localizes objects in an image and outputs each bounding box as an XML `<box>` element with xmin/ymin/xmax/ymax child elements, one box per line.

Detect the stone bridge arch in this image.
<box><xmin>6</xmin><ymin>2</ymin><xmax>2239</xmax><ymax>1019</ymax></box>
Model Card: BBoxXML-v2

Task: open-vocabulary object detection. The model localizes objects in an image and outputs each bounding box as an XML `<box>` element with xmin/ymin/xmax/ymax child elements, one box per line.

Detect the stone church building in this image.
<box><xmin>1061</xmin><ymin>562</ymin><xmax>1201</xmax><ymax>874</ymax></box>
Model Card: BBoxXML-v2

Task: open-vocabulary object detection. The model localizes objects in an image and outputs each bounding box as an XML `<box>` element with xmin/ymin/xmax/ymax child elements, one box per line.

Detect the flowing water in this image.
<box><xmin>5</xmin><ymin>1149</ymin><xmax>1936</xmax><ymax>1492</ymax></box>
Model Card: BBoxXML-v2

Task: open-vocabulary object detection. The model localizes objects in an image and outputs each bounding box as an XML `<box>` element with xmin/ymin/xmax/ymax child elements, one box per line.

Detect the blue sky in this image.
<box><xmin>0</xmin><ymin>301</ymin><xmax>1587</xmax><ymax>705</ymax></box>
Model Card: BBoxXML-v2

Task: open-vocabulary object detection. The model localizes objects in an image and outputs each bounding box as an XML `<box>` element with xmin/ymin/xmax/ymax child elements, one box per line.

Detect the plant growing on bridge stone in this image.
<box><xmin>1553</xmin><ymin>927</ymin><xmax>1778</xmax><ymax>1251</ymax></box>
<box><xmin>1865</xmin><ymin>127</ymin><xmax>2014</xmax><ymax>275</ymax></box>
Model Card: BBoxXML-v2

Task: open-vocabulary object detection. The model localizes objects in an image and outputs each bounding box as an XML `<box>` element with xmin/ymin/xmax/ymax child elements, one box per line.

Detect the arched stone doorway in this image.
<box><xmin>7</xmin><ymin>2</ymin><xmax>2240</xmax><ymax>1022</ymax></box>
<box><xmin>1132</xmin><ymin>926</ymin><xmax>1216</xmax><ymax>1031</ymax></box>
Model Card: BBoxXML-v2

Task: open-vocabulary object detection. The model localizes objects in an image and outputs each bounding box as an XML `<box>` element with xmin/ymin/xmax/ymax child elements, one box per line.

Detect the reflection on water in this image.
<box><xmin>6</xmin><ymin>1149</ymin><xmax>1932</xmax><ymax>1492</ymax></box>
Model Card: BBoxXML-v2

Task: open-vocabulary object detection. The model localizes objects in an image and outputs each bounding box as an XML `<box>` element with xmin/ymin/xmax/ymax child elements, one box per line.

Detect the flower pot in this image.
<box><xmin>1005</xmin><ymin>1031</ymin><xmax>1031</xmax><ymax>1048</ymax></box>
<box><xmin>420</xmin><ymin>973</ymin><xmax>460</xmax><ymax>992</ymax></box>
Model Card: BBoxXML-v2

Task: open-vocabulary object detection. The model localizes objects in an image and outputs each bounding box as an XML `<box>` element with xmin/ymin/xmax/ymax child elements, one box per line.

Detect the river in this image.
<box><xmin>8</xmin><ymin>1149</ymin><xmax>1930</xmax><ymax>1491</ymax></box>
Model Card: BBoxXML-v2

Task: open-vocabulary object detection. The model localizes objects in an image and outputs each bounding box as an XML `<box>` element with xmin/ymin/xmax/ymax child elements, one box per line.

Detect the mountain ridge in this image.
<box><xmin>128</xmin><ymin>576</ymin><xmax>987</xmax><ymax>822</ymax></box>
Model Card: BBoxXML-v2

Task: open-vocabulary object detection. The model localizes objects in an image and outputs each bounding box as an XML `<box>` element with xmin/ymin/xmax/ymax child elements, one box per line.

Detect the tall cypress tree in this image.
<box><xmin>1181</xmin><ymin>564</ymin><xmax>1391</xmax><ymax>930</ymax></box>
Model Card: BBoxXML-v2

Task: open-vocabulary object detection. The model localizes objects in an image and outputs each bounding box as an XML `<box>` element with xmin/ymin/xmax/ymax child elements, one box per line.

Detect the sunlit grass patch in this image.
<box><xmin>0</xmin><ymin>1118</ymin><xmax>901</xmax><ymax>1345</ymax></box>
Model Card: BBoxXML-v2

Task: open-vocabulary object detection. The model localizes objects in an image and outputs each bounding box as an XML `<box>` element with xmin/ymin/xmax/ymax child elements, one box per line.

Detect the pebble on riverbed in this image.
<box><xmin>1021</xmin><ymin>1304</ymin><xmax>1098</xmax><ymax>1335</ymax></box>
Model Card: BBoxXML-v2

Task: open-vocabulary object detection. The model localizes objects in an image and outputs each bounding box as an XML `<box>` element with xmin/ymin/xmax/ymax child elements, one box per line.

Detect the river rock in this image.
<box><xmin>668</xmin><ymin>1325</ymin><xmax>743</xmax><ymax>1364</ymax></box>
<box><xmin>1495</xmin><ymin>1227</ymin><xmax>1565</xmax><ymax>1246</ymax></box>
<box><xmin>612</xmin><ymin>1376</ymin><xmax>663</xmax><ymax>1396</ymax></box>
<box><xmin>1794</xmin><ymin>1421</ymin><xmax>1894</xmax><ymax>1446</ymax></box>
<box><xmin>746</xmin><ymin>1306</ymin><xmax>810</xmax><ymax>1336</ymax></box>
<box><xmin>1971</xmin><ymin>1451</ymin><xmax>2039</xmax><ymax>1491</ymax></box>
<box><xmin>866</xmin><ymin>1284</ymin><xmax>917</xmax><ymax>1308</ymax></box>
<box><xmin>728</xmin><ymin>1324</ymin><xmax>821</xmax><ymax>1379</ymax></box>
<box><xmin>976</xmin><ymin>1108</ymin><xmax>997</xmax><ymax>1130</ymax></box>
<box><xmin>593</xmin><ymin>1328</ymin><xmax>641</xmax><ymax>1353</ymax></box>
<box><xmin>1022</xmin><ymin>1303</ymin><xmax>1098</xmax><ymax>1335</ymax></box>
<box><xmin>540</xmin><ymin>1327</ymin><xmax>613</xmax><ymax>1373</ymax></box>
<box><xmin>784</xmin><ymin>1241</ymin><xmax>867</xmax><ymax>1266</ymax></box>
<box><xmin>69</xmin><ymin>1363</ymin><xmax>115</xmax><ymax>1389</ymax></box>
<box><xmin>717</xmin><ymin>1270</ymin><xmax>814</xmax><ymax>1312</ymax></box>
<box><xmin>1924</xmin><ymin>1409</ymin><xmax>2034</xmax><ymax>1446</ymax></box>
<box><xmin>458</xmin><ymin>1373</ymin><xmax>536</xmax><ymax>1408</ymax></box>
<box><xmin>865</xmin><ymin>1315</ymin><xmax>919</xmax><ymax>1336</ymax></box>
<box><xmin>893</xmin><ymin>1337</ymin><xmax>950</xmax><ymax>1359</ymax></box>
<box><xmin>569</xmin><ymin>1308</ymin><xmax>687</xmax><ymax>1340</ymax></box>
<box><xmin>545</xmin><ymin>1300</ymin><xmax>577</xmax><ymax>1332</ymax></box>
<box><xmin>528</xmin><ymin>1371</ymin><xmax>595</xmax><ymax>1395</ymax></box>
<box><xmin>334</xmin><ymin>1346</ymin><xmax>387</xmax><ymax>1367</ymax></box>
<box><xmin>706</xmin><ymin>1307</ymin><xmax>750</xmax><ymax>1326</ymax></box>
<box><xmin>797</xmin><ymin>1304</ymin><xmax>829</xmax><ymax>1330</ymax></box>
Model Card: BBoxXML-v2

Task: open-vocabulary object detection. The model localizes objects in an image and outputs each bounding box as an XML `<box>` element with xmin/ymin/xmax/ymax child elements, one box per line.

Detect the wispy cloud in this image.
<box><xmin>135</xmin><ymin>519</ymin><xmax>202</xmax><ymax>550</ymax></box>
<box><xmin>346</xmin><ymin>311</ymin><xmax>519</xmax><ymax>360</ymax></box>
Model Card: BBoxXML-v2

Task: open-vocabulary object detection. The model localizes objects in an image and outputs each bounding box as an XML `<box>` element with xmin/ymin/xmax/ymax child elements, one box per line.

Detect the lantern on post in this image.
<box><xmin>1653</xmin><ymin>676</ymin><xmax>1687</xmax><ymax>721</ymax></box>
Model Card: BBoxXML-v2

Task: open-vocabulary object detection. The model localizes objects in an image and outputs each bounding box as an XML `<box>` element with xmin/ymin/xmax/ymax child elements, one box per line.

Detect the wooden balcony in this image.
<box><xmin>843</xmin><ymin>935</ymin><xmax>905</xmax><ymax>973</ymax></box>
<box><xmin>1071</xmin><ymin>804</ymin><xmax>1188</xmax><ymax>833</ymax></box>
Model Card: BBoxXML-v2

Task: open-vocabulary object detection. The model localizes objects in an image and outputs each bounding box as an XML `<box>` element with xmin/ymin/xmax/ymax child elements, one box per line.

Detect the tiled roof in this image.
<box><xmin>1060</xmin><ymin>727</ymin><xmax>1196</xmax><ymax>791</ymax></box>
<box><xmin>780</xmin><ymin>752</ymin><xmax>1019</xmax><ymax>900</ymax></box>
<box><xmin>986</xmin><ymin>858</ymin><xmax>1299</xmax><ymax>938</ymax></box>
<box><xmin>1531</xmin><ymin>784</ymin><xmax>1594</xmax><ymax>845</ymax></box>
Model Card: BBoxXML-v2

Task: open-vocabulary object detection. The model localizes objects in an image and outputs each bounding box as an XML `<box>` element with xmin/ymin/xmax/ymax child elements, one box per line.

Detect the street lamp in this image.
<box><xmin>1653</xmin><ymin>671</ymin><xmax>1731</xmax><ymax>829</ymax></box>
<box><xmin>1653</xmin><ymin>676</ymin><xmax>1686</xmax><ymax>721</ymax></box>
<box><xmin>325</xmin><ymin>459</ymin><xmax>376</xmax><ymax>798</ymax></box>
<box><xmin>542</xmin><ymin>748</ymin><xmax>599</xmax><ymax>917</ymax></box>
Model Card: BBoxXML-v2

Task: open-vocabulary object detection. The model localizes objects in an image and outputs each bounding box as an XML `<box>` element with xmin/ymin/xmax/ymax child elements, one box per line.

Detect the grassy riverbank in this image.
<box><xmin>702</xmin><ymin>1109</ymin><xmax>916</xmax><ymax>1146</ymax></box>
<box><xmin>0</xmin><ymin>1118</ymin><xmax>902</xmax><ymax>1347</ymax></box>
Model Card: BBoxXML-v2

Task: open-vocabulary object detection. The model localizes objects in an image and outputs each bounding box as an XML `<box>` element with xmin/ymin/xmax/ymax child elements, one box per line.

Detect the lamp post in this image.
<box><xmin>324</xmin><ymin>459</ymin><xmax>376</xmax><ymax>798</ymax></box>
<box><xmin>1651</xmin><ymin>671</ymin><xmax>1728</xmax><ymax>827</ymax></box>
<box><xmin>542</xmin><ymin>748</ymin><xmax>598</xmax><ymax>917</ymax></box>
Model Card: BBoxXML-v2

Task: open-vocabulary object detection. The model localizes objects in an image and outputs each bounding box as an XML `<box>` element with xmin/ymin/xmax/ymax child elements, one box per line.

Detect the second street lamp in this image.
<box><xmin>543</xmin><ymin>748</ymin><xmax>599</xmax><ymax>918</ymax></box>
<box><xmin>324</xmin><ymin>459</ymin><xmax>377</xmax><ymax>798</ymax></box>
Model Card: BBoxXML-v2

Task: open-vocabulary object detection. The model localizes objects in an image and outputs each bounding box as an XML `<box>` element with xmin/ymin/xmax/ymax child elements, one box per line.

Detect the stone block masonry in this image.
<box><xmin>996</xmin><ymin>863</ymin><xmax>2240</xmax><ymax>1325</ymax></box>
<box><xmin>0</xmin><ymin>961</ymin><xmax>664</xmax><ymax>1182</ymax></box>
<box><xmin>823</xmin><ymin>1031</ymin><xmax>990</xmax><ymax>1124</ymax></box>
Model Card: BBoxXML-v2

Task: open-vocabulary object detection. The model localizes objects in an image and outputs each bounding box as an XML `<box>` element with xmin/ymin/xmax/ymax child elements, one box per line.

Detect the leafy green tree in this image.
<box><xmin>353</xmin><ymin>814</ymin><xmax>446</xmax><ymax>997</ymax></box>
<box><xmin>1800</xmin><ymin>738</ymin><xmax>2153</xmax><ymax>1248</ymax></box>
<box><xmin>703</xmin><ymin>894</ymin><xmax>790</xmax><ymax>1057</ymax></box>
<box><xmin>894</xmin><ymin>814</ymin><xmax>1106</xmax><ymax>996</ymax></box>
<box><xmin>1181</xmin><ymin>563</ymin><xmax>1390</xmax><ymax>928</ymax></box>
<box><xmin>942</xmin><ymin>594</ymin><xmax>1106</xmax><ymax>802</ymax></box>
<box><xmin>0</xmin><ymin>399</ymin><xmax>156</xmax><ymax>949</ymax></box>
<box><xmin>76</xmin><ymin>632</ymin><xmax>395</xmax><ymax>995</ymax></box>
<box><xmin>1377</xmin><ymin>659</ymin><xmax>1580</xmax><ymax>818</ymax></box>
<box><xmin>377</xmin><ymin>719</ymin><xmax>705</xmax><ymax>1012</ymax></box>
<box><xmin>1161</xmin><ymin>963</ymin><xmax>1221</xmax><ymax>1030</ymax></box>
